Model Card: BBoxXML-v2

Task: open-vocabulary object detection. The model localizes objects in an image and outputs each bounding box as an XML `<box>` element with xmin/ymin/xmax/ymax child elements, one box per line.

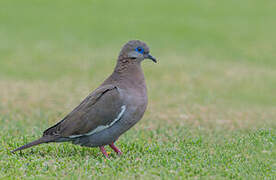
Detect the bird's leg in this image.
<box><xmin>109</xmin><ymin>142</ymin><xmax>122</xmax><ymax>155</ymax></box>
<box><xmin>99</xmin><ymin>146</ymin><xmax>109</xmax><ymax>158</ymax></box>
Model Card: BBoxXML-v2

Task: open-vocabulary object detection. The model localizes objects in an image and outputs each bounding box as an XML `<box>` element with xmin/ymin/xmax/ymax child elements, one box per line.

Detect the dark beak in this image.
<box><xmin>146</xmin><ymin>54</ymin><xmax>157</xmax><ymax>63</ymax></box>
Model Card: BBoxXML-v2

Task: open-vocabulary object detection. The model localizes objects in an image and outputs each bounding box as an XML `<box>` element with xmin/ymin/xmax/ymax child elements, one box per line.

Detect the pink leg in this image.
<box><xmin>109</xmin><ymin>142</ymin><xmax>122</xmax><ymax>155</ymax></box>
<box><xmin>99</xmin><ymin>146</ymin><xmax>109</xmax><ymax>158</ymax></box>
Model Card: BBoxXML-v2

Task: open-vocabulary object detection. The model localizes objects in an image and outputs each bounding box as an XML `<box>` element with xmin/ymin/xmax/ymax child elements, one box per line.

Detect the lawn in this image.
<box><xmin>0</xmin><ymin>0</ymin><xmax>276</xmax><ymax>179</ymax></box>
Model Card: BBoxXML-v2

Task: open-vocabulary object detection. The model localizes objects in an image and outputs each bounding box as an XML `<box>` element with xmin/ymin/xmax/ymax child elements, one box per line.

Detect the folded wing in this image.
<box><xmin>43</xmin><ymin>85</ymin><xmax>124</xmax><ymax>138</ymax></box>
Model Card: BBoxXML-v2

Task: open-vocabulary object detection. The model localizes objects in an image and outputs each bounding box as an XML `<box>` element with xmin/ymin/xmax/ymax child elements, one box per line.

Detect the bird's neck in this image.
<box><xmin>112</xmin><ymin>58</ymin><xmax>146</xmax><ymax>86</ymax></box>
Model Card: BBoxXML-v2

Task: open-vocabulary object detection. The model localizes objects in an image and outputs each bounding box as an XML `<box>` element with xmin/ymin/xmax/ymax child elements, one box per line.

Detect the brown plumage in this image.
<box><xmin>12</xmin><ymin>40</ymin><xmax>156</xmax><ymax>157</ymax></box>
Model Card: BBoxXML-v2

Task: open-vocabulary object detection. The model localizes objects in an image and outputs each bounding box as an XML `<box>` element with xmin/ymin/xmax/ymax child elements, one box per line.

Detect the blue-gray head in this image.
<box><xmin>118</xmin><ymin>40</ymin><xmax>156</xmax><ymax>63</ymax></box>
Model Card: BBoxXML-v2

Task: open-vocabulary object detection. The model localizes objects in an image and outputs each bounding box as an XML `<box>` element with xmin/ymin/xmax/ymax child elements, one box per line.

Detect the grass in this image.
<box><xmin>0</xmin><ymin>0</ymin><xmax>276</xmax><ymax>179</ymax></box>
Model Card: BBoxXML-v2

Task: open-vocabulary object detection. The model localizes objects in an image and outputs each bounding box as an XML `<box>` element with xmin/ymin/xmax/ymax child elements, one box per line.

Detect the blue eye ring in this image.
<box><xmin>135</xmin><ymin>47</ymin><xmax>144</xmax><ymax>54</ymax></box>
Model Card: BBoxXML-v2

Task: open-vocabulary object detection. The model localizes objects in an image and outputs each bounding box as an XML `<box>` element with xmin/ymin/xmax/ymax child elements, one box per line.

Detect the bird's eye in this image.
<box><xmin>135</xmin><ymin>47</ymin><xmax>144</xmax><ymax>54</ymax></box>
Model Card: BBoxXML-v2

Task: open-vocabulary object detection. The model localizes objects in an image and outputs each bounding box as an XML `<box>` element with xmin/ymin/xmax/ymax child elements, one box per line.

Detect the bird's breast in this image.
<box><xmin>118</xmin><ymin>86</ymin><xmax>148</xmax><ymax>127</ymax></box>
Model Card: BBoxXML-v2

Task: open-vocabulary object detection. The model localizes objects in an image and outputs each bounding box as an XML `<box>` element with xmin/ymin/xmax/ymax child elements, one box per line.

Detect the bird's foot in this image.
<box><xmin>109</xmin><ymin>142</ymin><xmax>122</xmax><ymax>155</ymax></box>
<box><xmin>99</xmin><ymin>146</ymin><xmax>109</xmax><ymax>158</ymax></box>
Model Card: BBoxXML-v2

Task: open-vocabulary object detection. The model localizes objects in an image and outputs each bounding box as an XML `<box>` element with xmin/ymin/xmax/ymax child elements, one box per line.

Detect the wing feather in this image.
<box><xmin>43</xmin><ymin>85</ymin><xmax>123</xmax><ymax>138</ymax></box>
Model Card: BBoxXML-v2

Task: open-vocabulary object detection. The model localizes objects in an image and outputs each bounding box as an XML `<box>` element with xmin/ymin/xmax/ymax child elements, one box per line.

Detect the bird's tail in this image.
<box><xmin>11</xmin><ymin>136</ymin><xmax>57</xmax><ymax>153</ymax></box>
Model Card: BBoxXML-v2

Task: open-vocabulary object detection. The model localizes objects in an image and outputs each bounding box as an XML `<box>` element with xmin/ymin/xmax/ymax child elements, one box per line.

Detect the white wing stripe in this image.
<box><xmin>69</xmin><ymin>105</ymin><xmax>126</xmax><ymax>138</ymax></box>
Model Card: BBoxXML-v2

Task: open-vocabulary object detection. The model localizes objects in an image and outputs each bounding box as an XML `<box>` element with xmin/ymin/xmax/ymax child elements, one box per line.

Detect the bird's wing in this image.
<box><xmin>43</xmin><ymin>84</ymin><xmax>124</xmax><ymax>138</ymax></box>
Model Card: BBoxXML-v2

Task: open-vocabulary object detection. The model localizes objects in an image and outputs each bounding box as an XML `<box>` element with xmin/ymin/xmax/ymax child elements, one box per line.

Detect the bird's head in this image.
<box><xmin>118</xmin><ymin>40</ymin><xmax>157</xmax><ymax>63</ymax></box>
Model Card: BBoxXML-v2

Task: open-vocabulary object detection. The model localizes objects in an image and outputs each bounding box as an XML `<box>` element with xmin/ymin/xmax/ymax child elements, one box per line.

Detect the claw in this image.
<box><xmin>109</xmin><ymin>142</ymin><xmax>122</xmax><ymax>155</ymax></box>
<box><xmin>99</xmin><ymin>146</ymin><xmax>109</xmax><ymax>158</ymax></box>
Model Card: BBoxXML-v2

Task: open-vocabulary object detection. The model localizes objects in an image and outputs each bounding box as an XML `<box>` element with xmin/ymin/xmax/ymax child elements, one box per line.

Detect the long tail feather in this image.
<box><xmin>11</xmin><ymin>136</ymin><xmax>56</xmax><ymax>153</ymax></box>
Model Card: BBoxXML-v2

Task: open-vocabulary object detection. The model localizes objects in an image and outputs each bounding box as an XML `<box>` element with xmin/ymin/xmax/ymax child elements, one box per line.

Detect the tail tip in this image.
<box><xmin>10</xmin><ymin>147</ymin><xmax>22</xmax><ymax>153</ymax></box>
